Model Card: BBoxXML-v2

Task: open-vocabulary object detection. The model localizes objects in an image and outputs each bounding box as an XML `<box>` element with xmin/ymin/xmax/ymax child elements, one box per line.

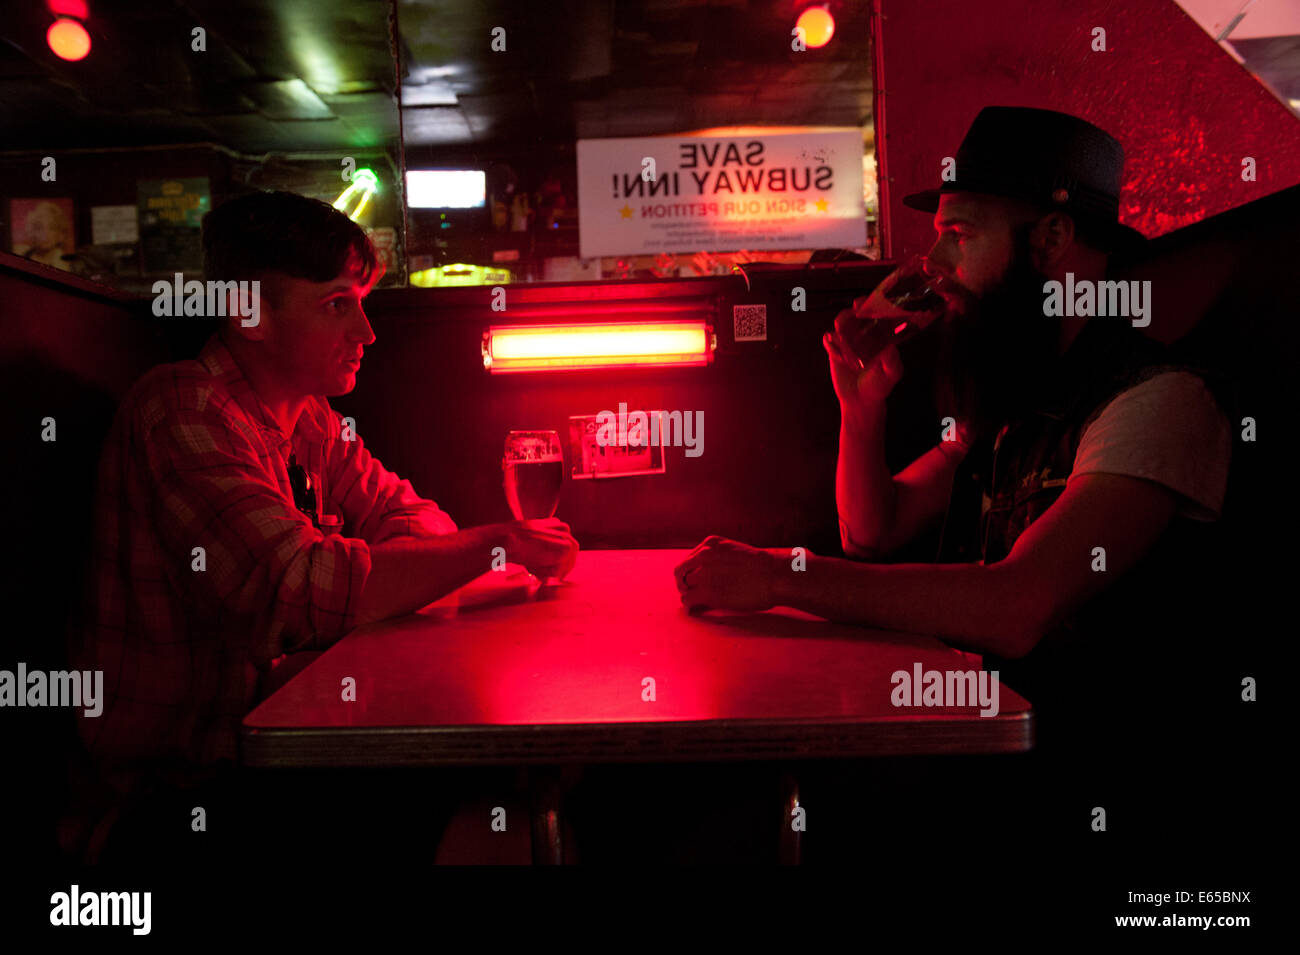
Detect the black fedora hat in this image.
<box><xmin>902</xmin><ymin>106</ymin><xmax>1147</xmax><ymax>253</ymax></box>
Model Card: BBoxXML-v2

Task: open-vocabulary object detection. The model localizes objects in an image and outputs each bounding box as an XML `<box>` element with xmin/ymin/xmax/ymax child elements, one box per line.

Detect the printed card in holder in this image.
<box><xmin>566</xmin><ymin>412</ymin><xmax>667</xmax><ymax>480</ymax></box>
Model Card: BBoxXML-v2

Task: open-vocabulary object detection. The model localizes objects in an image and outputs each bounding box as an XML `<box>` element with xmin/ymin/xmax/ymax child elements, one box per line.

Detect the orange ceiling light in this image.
<box><xmin>483</xmin><ymin>321</ymin><xmax>715</xmax><ymax>373</ymax></box>
<box><xmin>796</xmin><ymin>5</ymin><xmax>835</xmax><ymax>49</ymax></box>
<box><xmin>47</xmin><ymin>17</ymin><xmax>91</xmax><ymax>61</ymax></box>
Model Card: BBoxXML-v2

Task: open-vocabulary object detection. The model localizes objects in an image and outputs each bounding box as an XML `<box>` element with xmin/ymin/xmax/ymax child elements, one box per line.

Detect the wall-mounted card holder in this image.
<box><xmin>567</xmin><ymin>411</ymin><xmax>667</xmax><ymax>480</ymax></box>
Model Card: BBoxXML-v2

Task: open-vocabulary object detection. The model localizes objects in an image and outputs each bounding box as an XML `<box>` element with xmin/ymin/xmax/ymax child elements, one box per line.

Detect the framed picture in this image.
<box><xmin>567</xmin><ymin>411</ymin><xmax>668</xmax><ymax>480</ymax></box>
<box><xmin>137</xmin><ymin>177</ymin><xmax>210</xmax><ymax>274</ymax></box>
<box><xmin>9</xmin><ymin>197</ymin><xmax>76</xmax><ymax>271</ymax></box>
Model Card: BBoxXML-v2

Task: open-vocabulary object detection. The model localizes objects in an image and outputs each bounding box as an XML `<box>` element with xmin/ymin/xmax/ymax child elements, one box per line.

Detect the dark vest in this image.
<box><xmin>937</xmin><ymin>317</ymin><xmax>1177</xmax><ymax>564</ymax></box>
<box><xmin>934</xmin><ymin>318</ymin><xmax>1226</xmax><ymax>755</ymax></box>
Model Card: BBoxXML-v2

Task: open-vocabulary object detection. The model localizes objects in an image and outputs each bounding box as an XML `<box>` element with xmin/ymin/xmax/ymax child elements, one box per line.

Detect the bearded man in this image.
<box><xmin>674</xmin><ymin>108</ymin><xmax>1231</xmax><ymax>749</ymax></box>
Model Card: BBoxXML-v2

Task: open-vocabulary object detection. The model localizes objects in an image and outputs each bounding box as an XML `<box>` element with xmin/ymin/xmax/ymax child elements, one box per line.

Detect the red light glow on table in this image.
<box><xmin>242</xmin><ymin>551</ymin><xmax>1032</xmax><ymax>768</ymax></box>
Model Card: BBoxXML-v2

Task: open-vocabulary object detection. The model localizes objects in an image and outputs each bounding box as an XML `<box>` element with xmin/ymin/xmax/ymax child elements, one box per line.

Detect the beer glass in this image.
<box><xmin>840</xmin><ymin>254</ymin><xmax>949</xmax><ymax>370</ymax></box>
<box><xmin>503</xmin><ymin>430</ymin><xmax>564</xmax><ymax>520</ymax></box>
<box><xmin>880</xmin><ymin>253</ymin><xmax>949</xmax><ymax>313</ymax></box>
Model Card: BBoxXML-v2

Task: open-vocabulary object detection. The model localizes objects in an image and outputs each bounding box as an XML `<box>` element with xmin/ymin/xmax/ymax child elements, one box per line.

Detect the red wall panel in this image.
<box><xmin>879</xmin><ymin>0</ymin><xmax>1300</xmax><ymax>257</ymax></box>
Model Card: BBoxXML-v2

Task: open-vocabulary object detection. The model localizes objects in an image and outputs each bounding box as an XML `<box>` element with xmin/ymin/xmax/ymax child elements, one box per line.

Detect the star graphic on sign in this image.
<box><xmin>814</xmin><ymin>198</ymin><xmax>829</xmax><ymax>213</ymax></box>
<box><xmin>620</xmin><ymin>205</ymin><xmax>634</xmax><ymax>219</ymax></box>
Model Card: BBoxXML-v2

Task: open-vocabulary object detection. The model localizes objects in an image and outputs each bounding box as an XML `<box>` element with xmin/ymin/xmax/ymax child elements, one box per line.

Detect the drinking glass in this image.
<box><xmin>880</xmin><ymin>253</ymin><xmax>949</xmax><ymax>312</ymax></box>
<box><xmin>502</xmin><ymin>430</ymin><xmax>564</xmax><ymax>520</ymax></box>
<box><xmin>839</xmin><ymin>254</ymin><xmax>950</xmax><ymax>369</ymax></box>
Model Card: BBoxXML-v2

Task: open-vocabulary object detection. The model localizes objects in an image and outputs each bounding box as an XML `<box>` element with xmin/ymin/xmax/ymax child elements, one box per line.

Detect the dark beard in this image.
<box><xmin>932</xmin><ymin>230</ymin><xmax>1060</xmax><ymax>444</ymax></box>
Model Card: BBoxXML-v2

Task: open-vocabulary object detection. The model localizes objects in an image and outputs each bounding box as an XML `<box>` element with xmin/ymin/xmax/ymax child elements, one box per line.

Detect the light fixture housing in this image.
<box><xmin>483</xmin><ymin>320</ymin><xmax>716</xmax><ymax>373</ymax></box>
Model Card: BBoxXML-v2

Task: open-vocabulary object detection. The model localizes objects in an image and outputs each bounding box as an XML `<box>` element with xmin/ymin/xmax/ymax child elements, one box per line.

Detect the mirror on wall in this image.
<box><xmin>0</xmin><ymin>0</ymin><xmax>405</xmax><ymax>294</ymax></box>
<box><xmin>396</xmin><ymin>0</ymin><xmax>878</xmax><ymax>285</ymax></box>
<box><xmin>1</xmin><ymin>0</ymin><xmax>878</xmax><ymax>293</ymax></box>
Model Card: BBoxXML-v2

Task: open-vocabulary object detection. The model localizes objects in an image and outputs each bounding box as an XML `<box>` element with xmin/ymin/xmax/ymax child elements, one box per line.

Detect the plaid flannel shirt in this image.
<box><xmin>74</xmin><ymin>333</ymin><xmax>456</xmax><ymax>790</ymax></box>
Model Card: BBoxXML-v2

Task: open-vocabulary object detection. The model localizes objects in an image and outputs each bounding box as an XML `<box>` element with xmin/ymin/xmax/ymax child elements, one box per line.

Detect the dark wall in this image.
<box><xmin>0</xmin><ymin>254</ymin><xmax>167</xmax><ymax>862</ymax></box>
<box><xmin>1143</xmin><ymin>184</ymin><xmax>1300</xmax><ymax>617</ymax></box>
<box><xmin>0</xmin><ymin>256</ymin><xmax>167</xmax><ymax>634</ymax></box>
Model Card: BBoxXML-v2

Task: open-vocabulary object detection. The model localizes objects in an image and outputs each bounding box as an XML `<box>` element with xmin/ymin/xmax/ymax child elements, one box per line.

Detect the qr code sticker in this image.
<box><xmin>733</xmin><ymin>304</ymin><xmax>767</xmax><ymax>342</ymax></box>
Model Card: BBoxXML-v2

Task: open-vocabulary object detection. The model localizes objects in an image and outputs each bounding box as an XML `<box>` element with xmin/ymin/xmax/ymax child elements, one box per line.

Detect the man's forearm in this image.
<box><xmin>773</xmin><ymin>554</ymin><xmax>1044</xmax><ymax>658</ymax></box>
<box><xmin>836</xmin><ymin>407</ymin><xmax>895</xmax><ymax>555</ymax></box>
<box><xmin>353</xmin><ymin>524</ymin><xmax>507</xmax><ymax>626</ymax></box>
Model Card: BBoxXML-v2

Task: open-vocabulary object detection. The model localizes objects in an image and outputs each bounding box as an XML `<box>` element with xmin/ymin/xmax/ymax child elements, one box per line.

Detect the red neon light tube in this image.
<box><xmin>483</xmin><ymin>321</ymin><xmax>715</xmax><ymax>373</ymax></box>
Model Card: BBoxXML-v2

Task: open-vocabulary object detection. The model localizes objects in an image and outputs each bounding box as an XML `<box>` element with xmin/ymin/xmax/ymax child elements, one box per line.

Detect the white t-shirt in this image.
<box><xmin>1068</xmin><ymin>371</ymin><xmax>1231</xmax><ymax>520</ymax></box>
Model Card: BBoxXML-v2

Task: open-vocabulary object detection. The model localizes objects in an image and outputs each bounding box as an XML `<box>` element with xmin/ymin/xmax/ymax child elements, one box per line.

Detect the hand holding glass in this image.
<box><xmin>503</xmin><ymin>430</ymin><xmax>564</xmax><ymax>520</ymax></box>
<box><xmin>836</xmin><ymin>254</ymin><xmax>950</xmax><ymax>370</ymax></box>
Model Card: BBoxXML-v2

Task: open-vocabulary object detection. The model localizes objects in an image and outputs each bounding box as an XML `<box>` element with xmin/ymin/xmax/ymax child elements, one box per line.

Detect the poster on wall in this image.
<box><xmin>365</xmin><ymin>225</ymin><xmax>397</xmax><ymax>276</ymax></box>
<box><xmin>8</xmin><ymin>197</ymin><xmax>76</xmax><ymax>271</ymax></box>
<box><xmin>91</xmin><ymin>204</ymin><xmax>139</xmax><ymax>245</ymax></box>
<box><xmin>138</xmin><ymin>177</ymin><xmax>210</xmax><ymax>274</ymax></box>
<box><xmin>577</xmin><ymin>130</ymin><xmax>866</xmax><ymax>259</ymax></box>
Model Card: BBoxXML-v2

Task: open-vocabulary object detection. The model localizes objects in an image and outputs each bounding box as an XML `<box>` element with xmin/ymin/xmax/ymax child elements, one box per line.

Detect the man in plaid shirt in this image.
<box><xmin>68</xmin><ymin>191</ymin><xmax>577</xmax><ymax>864</ymax></box>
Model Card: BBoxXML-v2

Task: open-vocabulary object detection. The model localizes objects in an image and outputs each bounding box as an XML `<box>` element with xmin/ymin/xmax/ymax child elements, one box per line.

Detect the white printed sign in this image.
<box><xmin>91</xmin><ymin>205</ymin><xmax>139</xmax><ymax>245</ymax></box>
<box><xmin>577</xmin><ymin>130</ymin><xmax>866</xmax><ymax>258</ymax></box>
<box><xmin>567</xmin><ymin>412</ymin><xmax>666</xmax><ymax>479</ymax></box>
